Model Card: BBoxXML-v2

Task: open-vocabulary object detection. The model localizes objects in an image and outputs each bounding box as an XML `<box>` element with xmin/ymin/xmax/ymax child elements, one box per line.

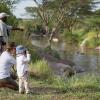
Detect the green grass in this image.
<box><xmin>1</xmin><ymin>73</ymin><xmax>100</xmax><ymax>100</ymax></box>
<box><xmin>30</xmin><ymin>73</ymin><xmax>100</xmax><ymax>100</ymax></box>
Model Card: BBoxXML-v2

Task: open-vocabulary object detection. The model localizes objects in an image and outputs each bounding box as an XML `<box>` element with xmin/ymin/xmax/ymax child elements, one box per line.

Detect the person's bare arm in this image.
<box><xmin>12</xmin><ymin>27</ymin><xmax>23</xmax><ymax>31</ymax></box>
<box><xmin>12</xmin><ymin>65</ymin><xmax>16</xmax><ymax>72</ymax></box>
<box><xmin>23</xmin><ymin>51</ymin><xmax>31</xmax><ymax>63</ymax></box>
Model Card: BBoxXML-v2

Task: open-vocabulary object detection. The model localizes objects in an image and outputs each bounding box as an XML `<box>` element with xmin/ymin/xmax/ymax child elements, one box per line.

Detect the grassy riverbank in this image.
<box><xmin>1</xmin><ymin>32</ymin><xmax>98</xmax><ymax>100</ymax></box>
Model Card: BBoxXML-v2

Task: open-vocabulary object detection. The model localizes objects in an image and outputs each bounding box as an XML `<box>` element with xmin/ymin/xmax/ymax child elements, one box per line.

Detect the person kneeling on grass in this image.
<box><xmin>0</xmin><ymin>42</ymin><xmax>18</xmax><ymax>90</ymax></box>
<box><xmin>16</xmin><ymin>45</ymin><xmax>31</xmax><ymax>94</ymax></box>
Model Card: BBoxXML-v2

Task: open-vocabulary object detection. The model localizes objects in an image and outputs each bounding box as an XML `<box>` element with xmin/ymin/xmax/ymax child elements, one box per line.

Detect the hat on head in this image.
<box><xmin>16</xmin><ymin>45</ymin><xmax>27</xmax><ymax>54</ymax></box>
<box><xmin>0</xmin><ymin>12</ymin><xmax>9</xmax><ymax>18</ymax></box>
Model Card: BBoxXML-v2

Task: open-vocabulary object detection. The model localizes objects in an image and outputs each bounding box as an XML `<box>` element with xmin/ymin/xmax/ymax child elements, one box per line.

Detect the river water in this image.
<box><xmin>58</xmin><ymin>45</ymin><xmax>100</xmax><ymax>72</ymax></box>
<box><xmin>68</xmin><ymin>51</ymin><xmax>100</xmax><ymax>72</ymax></box>
<box><xmin>32</xmin><ymin>38</ymin><xmax>100</xmax><ymax>72</ymax></box>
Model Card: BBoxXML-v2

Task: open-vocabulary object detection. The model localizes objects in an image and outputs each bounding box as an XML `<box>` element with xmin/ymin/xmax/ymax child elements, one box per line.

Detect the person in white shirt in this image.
<box><xmin>0</xmin><ymin>12</ymin><xmax>23</xmax><ymax>53</ymax></box>
<box><xmin>16</xmin><ymin>45</ymin><xmax>31</xmax><ymax>94</ymax></box>
<box><xmin>0</xmin><ymin>42</ymin><xmax>18</xmax><ymax>90</ymax></box>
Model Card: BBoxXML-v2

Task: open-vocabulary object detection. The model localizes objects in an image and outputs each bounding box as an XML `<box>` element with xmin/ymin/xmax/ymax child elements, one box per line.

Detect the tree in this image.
<box><xmin>0</xmin><ymin>0</ymin><xmax>20</xmax><ymax>9</ymax></box>
<box><xmin>0</xmin><ymin>0</ymin><xmax>20</xmax><ymax>25</ymax></box>
<box><xmin>81</xmin><ymin>12</ymin><xmax>100</xmax><ymax>47</ymax></box>
<box><xmin>26</xmin><ymin>0</ymin><xmax>98</xmax><ymax>48</ymax></box>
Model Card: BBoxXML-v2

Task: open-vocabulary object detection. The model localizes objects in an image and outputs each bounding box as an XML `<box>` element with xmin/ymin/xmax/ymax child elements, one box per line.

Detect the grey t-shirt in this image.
<box><xmin>0</xmin><ymin>51</ymin><xmax>16</xmax><ymax>79</ymax></box>
<box><xmin>0</xmin><ymin>20</ymin><xmax>12</xmax><ymax>42</ymax></box>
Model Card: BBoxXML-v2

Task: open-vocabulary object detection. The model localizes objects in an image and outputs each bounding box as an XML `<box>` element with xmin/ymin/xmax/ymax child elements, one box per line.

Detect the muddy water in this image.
<box><xmin>32</xmin><ymin>39</ymin><xmax>100</xmax><ymax>72</ymax></box>
<box><xmin>73</xmin><ymin>52</ymin><xmax>100</xmax><ymax>71</ymax></box>
<box><xmin>59</xmin><ymin>45</ymin><xmax>100</xmax><ymax>72</ymax></box>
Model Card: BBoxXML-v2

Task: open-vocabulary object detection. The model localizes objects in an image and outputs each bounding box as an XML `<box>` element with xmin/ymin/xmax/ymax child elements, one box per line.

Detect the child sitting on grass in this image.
<box><xmin>16</xmin><ymin>45</ymin><xmax>31</xmax><ymax>94</ymax></box>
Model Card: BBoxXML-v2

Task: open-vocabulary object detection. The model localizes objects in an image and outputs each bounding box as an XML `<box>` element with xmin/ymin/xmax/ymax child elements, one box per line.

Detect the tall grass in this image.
<box><xmin>52</xmin><ymin>73</ymin><xmax>100</xmax><ymax>92</ymax></box>
<box><xmin>30</xmin><ymin>59</ymin><xmax>53</xmax><ymax>80</ymax></box>
<box><xmin>67</xmin><ymin>73</ymin><xmax>99</xmax><ymax>88</ymax></box>
<box><xmin>9</xmin><ymin>31</ymin><xmax>31</xmax><ymax>47</ymax></box>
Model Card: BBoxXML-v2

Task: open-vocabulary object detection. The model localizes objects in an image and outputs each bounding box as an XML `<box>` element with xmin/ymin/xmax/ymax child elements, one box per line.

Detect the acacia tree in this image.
<box><xmin>26</xmin><ymin>0</ymin><xmax>98</xmax><ymax>48</ymax></box>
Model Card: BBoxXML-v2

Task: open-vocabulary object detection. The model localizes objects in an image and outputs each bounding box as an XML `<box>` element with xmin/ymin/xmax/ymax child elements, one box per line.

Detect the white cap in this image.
<box><xmin>0</xmin><ymin>12</ymin><xmax>9</xmax><ymax>18</ymax></box>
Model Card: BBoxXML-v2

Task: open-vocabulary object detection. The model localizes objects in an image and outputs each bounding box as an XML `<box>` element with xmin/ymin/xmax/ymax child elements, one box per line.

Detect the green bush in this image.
<box><xmin>87</xmin><ymin>38</ymin><xmax>100</xmax><ymax>48</ymax></box>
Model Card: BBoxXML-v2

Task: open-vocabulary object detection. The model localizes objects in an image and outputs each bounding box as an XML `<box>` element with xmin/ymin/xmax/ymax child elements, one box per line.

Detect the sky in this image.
<box><xmin>13</xmin><ymin>0</ymin><xmax>100</xmax><ymax>19</ymax></box>
<box><xmin>13</xmin><ymin>0</ymin><xmax>36</xmax><ymax>19</ymax></box>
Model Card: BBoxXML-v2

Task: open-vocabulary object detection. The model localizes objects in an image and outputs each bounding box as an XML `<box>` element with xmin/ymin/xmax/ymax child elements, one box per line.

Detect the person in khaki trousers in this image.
<box><xmin>16</xmin><ymin>45</ymin><xmax>31</xmax><ymax>94</ymax></box>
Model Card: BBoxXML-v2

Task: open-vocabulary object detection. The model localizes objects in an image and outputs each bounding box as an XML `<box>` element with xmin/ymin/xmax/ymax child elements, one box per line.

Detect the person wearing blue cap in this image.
<box><xmin>16</xmin><ymin>45</ymin><xmax>31</xmax><ymax>94</ymax></box>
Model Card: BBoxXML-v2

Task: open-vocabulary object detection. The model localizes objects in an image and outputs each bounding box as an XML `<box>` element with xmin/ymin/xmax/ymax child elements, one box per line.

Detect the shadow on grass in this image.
<box><xmin>30</xmin><ymin>85</ymin><xmax>100</xmax><ymax>95</ymax></box>
<box><xmin>30</xmin><ymin>86</ymin><xmax>61</xmax><ymax>95</ymax></box>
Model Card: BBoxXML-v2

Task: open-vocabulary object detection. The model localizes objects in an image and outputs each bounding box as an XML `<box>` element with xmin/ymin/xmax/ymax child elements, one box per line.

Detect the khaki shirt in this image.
<box><xmin>0</xmin><ymin>20</ymin><xmax>12</xmax><ymax>42</ymax></box>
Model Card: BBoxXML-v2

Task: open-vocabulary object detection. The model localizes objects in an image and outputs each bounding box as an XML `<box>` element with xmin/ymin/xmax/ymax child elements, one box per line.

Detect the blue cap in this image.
<box><xmin>16</xmin><ymin>45</ymin><xmax>27</xmax><ymax>54</ymax></box>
